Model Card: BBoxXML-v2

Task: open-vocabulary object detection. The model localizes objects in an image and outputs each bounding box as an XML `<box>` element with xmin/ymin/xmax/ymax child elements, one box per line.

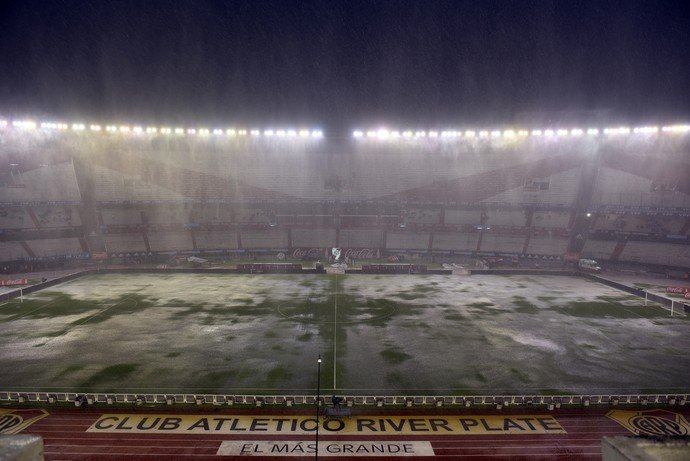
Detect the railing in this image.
<box><xmin>2</xmin><ymin>391</ymin><xmax>687</xmax><ymax>409</ymax></box>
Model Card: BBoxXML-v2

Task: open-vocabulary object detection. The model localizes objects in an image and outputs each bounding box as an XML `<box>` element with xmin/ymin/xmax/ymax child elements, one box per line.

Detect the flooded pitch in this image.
<box><xmin>0</xmin><ymin>273</ymin><xmax>687</xmax><ymax>395</ymax></box>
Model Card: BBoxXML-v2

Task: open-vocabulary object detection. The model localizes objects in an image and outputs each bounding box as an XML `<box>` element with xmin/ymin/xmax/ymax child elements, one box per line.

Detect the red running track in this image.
<box><xmin>7</xmin><ymin>406</ymin><xmax>687</xmax><ymax>460</ymax></box>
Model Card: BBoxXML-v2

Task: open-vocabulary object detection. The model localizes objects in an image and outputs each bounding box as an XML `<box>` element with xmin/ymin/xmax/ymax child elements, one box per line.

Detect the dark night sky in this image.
<box><xmin>1</xmin><ymin>0</ymin><xmax>689</xmax><ymax>132</ymax></box>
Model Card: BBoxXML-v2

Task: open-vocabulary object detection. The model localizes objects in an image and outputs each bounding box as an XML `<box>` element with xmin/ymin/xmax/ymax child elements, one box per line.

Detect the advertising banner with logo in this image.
<box><xmin>343</xmin><ymin>248</ymin><xmax>380</xmax><ymax>260</ymax></box>
<box><xmin>666</xmin><ymin>286</ymin><xmax>690</xmax><ymax>294</ymax></box>
<box><xmin>291</xmin><ymin>248</ymin><xmax>380</xmax><ymax>260</ymax></box>
<box><xmin>291</xmin><ymin>248</ymin><xmax>328</xmax><ymax>259</ymax></box>
<box><xmin>0</xmin><ymin>278</ymin><xmax>28</xmax><ymax>286</ymax></box>
<box><xmin>607</xmin><ymin>410</ymin><xmax>689</xmax><ymax>437</ymax></box>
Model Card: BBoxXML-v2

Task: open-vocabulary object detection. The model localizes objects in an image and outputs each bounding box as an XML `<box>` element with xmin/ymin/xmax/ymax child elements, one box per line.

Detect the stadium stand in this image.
<box><xmin>478</xmin><ymin>167</ymin><xmax>583</xmax><ymax>206</ymax></box>
<box><xmin>652</xmin><ymin>216</ymin><xmax>689</xmax><ymax>235</ymax></box>
<box><xmin>339</xmin><ymin>229</ymin><xmax>384</xmax><ymax>248</ymax></box>
<box><xmin>0</xmin><ymin>162</ymin><xmax>81</xmax><ymax>204</ymax></box>
<box><xmin>0</xmin><ymin>241</ymin><xmax>29</xmax><ymax>262</ymax></box>
<box><xmin>484</xmin><ymin>209</ymin><xmax>527</xmax><ymax>227</ymax></box>
<box><xmin>386</xmin><ymin>231</ymin><xmax>430</xmax><ymax>250</ymax></box>
<box><xmin>144</xmin><ymin>206</ymin><xmax>192</xmax><ymax>225</ymax></box>
<box><xmin>24</xmin><ymin>237</ymin><xmax>83</xmax><ymax>257</ymax></box>
<box><xmin>591</xmin><ymin>167</ymin><xmax>690</xmax><ymax>208</ymax></box>
<box><xmin>591</xmin><ymin>214</ymin><xmax>654</xmax><ymax>234</ymax></box>
<box><xmin>444</xmin><ymin>209</ymin><xmax>483</xmax><ymax>226</ymax></box>
<box><xmin>431</xmin><ymin>232</ymin><xmax>479</xmax><ymax>252</ymax></box>
<box><xmin>240</xmin><ymin>229</ymin><xmax>289</xmax><ymax>249</ymax></box>
<box><xmin>104</xmin><ymin>233</ymin><xmax>147</xmax><ymax>254</ymax></box>
<box><xmin>0</xmin><ymin>208</ymin><xmax>33</xmax><ymax>229</ymax></box>
<box><xmin>92</xmin><ymin>165</ymin><xmax>185</xmax><ymax>202</ymax></box>
<box><xmin>100</xmin><ymin>208</ymin><xmax>143</xmax><ymax>226</ymax></box>
<box><xmin>404</xmin><ymin>208</ymin><xmax>441</xmax><ymax>225</ymax></box>
<box><xmin>32</xmin><ymin>205</ymin><xmax>81</xmax><ymax>228</ymax></box>
<box><xmin>194</xmin><ymin>230</ymin><xmax>238</xmax><ymax>251</ymax></box>
<box><xmin>147</xmin><ymin>231</ymin><xmax>194</xmax><ymax>252</ymax></box>
<box><xmin>190</xmin><ymin>205</ymin><xmax>233</xmax><ymax>224</ymax></box>
<box><xmin>291</xmin><ymin>228</ymin><xmax>336</xmax><ymax>248</ymax></box>
<box><xmin>526</xmin><ymin>235</ymin><xmax>570</xmax><ymax>256</ymax></box>
<box><xmin>479</xmin><ymin>234</ymin><xmax>526</xmax><ymax>254</ymax></box>
<box><xmin>532</xmin><ymin>211</ymin><xmax>571</xmax><ymax>229</ymax></box>
<box><xmin>0</xmin><ymin>123</ymin><xmax>688</xmax><ymax>271</ymax></box>
<box><xmin>618</xmin><ymin>241</ymin><xmax>690</xmax><ymax>267</ymax></box>
<box><xmin>235</xmin><ymin>208</ymin><xmax>270</xmax><ymax>224</ymax></box>
<box><xmin>581</xmin><ymin>239</ymin><xmax>618</xmax><ymax>261</ymax></box>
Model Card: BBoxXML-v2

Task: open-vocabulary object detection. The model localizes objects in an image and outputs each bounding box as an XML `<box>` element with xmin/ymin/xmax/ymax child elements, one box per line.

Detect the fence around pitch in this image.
<box><xmin>1</xmin><ymin>391</ymin><xmax>687</xmax><ymax>408</ymax></box>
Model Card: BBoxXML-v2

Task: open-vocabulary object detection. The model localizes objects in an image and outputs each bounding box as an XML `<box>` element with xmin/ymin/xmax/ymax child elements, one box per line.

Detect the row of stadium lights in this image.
<box><xmin>0</xmin><ymin>120</ymin><xmax>323</xmax><ymax>139</ymax></box>
<box><xmin>2</xmin><ymin>119</ymin><xmax>689</xmax><ymax>140</ymax></box>
<box><xmin>352</xmin><ymin>125</ymin><xmax>690</xmax><ymax>140</ymax></box>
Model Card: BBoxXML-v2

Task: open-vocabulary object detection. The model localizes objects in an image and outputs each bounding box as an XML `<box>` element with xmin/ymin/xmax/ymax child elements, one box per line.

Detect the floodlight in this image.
<box><xmin>119</xmin><ymin>126</ymin><xmax>130</xmax><ymax>133</ymax></box>
<box><xmin>633</xmin><ymin>126</ymin><xmax>659</xmax><ymax>134</ymax></box>
<box><xmin>174</xmin><ymin>128</ymin><xmax>184</xmax><ymax>134</ymax></box>
<box><xmin>160</xmin><ymin>127</ymin><xmax>171</xmax><ymax>134</ymax></box>
<box><xmin>465</xmin><ymin>130</ymin><xmax>475</xmax><ymax>138</ymax></box>
<box><xmin>250</xmin><ymin>129</ymin><xmax>260</xmax><ymax>136</ymax></box>
<box><xmin>238</xmin><ymin>129</ymin><xmax>247</xmax><ymax>135</ymax></box>
<box><xmin>72</xmin><ymin>124</ymin><xmax>85</xmax><ymax>131</ymax></box>
<box><xmin>604</xmin><ymin>127</ymin><xmax>630</xmax><ymax>135</ymax></box>
<box><xmin>287</xmin><ymin>130</ymin><xmax>297</xmax><ymax>137</ymax></box>
<box><xmin>544</xmin><ymin>129</ymin><xmax>555</xmax><ymax>136</ymax></box>
<box><xmin>0</xmin><ymin>120</ymin><xmax>7</xmax><ymax>127</ymax></box>
<box><xmin>428</xmin><ymin>131</ymin><xmax>438</xmax><ymax>138</ymax></box>
<box><xmin>570</xmin><ymin>128</ymin><xmax>583</xmax><ymax>136</ymax></box>
<box><xmin>479</xmin><ymin>130</ymin><xmax>489</xmax><ymax>138</ymax></box>
<box><xmin>662</xmin><ymin>125</ymin><xmax>690</xmax><ymax>133</ymax></box>
<box><xmin>402</xmin><ymin>130</ymin><xmax>413</xmax><ymax>138</ymax></box>
<box><xmin>299</xmin><ymin>129</ymin><xmax>310</xmax><ymax>137</ymax></box>
<box><xmin>13</xmin><ymin>120</ymin><xmax>36</xmax><ymax>130</ymax></box>
<box><xmin>352</xmin><ymin>130</ymin><xmax>364</xmax><ymax>138</ymax></box>
<box><xmin>587</xmin><ymin>128</ymin><xmax>599</xmax><ymax>135</ymax></box>
<box><xmin>503</xmin><ymin>129</ymin><xmax>515</xmax><ymax>137</ymax></box>
<box><xmin>531</xmin><ymin>130</ymin><xmax>542</xmax><ymax>136</ymax></box>
<box><xmin>517</xmin><ymin>130</ymin><xmax>529</xmax><ymax>136</ymax></box>
<box><xmin>213</xmin><ymin>129</ymin><xmax>223</xmax><ymax>135</ymax></box>
<box><xmin>366</xmin><ymin>130</ymin><xmax>377</xmax><ymax>138</ymax></box>
<box><xmin>556</xmin><ymin>129</ymin><xmax>568</xmax><ymax>136</ymax></box>
<box><xmin>146</xmin><ymin>127</ymin><xmax>157</xmax><ymax>134</ymax></box>
<box><xmin>198</xmin><ymin>128</ymin><xmax>210</xmax><ymax>135</ymax></box>
<box><xmin>390</xmin><ymin>130</ymin><xmax>400</xmax><ymax>138</ymax></box>
<box><xmin>264</xmin><ymin>130</ymin><xmax>274</xmax><ymax>136</ymax></box>
<box><xmin>311</xmin><ymin>130</ymin><xmax>323</xmax><ymax>138</ymax></box>
<box><xmin>227</xmin><ymin>129</ymin><xmax>236</xmax><ymax>136</ymax></box>
<box><xmin>132</xmin><ymin>126</ymin><xmax>143</xmax><ymax>134</ymax></box>
<box><xmin>90</xmin><ymin>125</ymin><xmax>102</xmax><ymax>131</ymax></box>
<box><xmin>490</xmin><ymin>130</ymin><xmax>501</xmax><ymax>138</ymax></box>
<box><xmin>377</xmin><ymin>129</ymin><xmax>389</xmax><ymax>139</ymax></box>
<box><xmin>187</xmin><ymin>128</ymin><xmax>196</xmax><ymax>134</ymax></box>
<box><xmin>416</xmin><ymin>131</ymin><xmax>426</xmax><ymax>137</ymax></box>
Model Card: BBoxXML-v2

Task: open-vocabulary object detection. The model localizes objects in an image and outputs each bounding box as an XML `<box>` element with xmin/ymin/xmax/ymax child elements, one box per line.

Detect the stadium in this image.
<box><xmin>1</xmin><ymin>119</ymin><xmax>690</xmax><ymax>459</ymax></box>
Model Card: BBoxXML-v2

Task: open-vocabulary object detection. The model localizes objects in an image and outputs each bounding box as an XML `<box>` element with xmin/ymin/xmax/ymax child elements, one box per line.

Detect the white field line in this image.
<box><xmin>40</xmin><ymin>297</ymin><xmax>134</xmax><ymax>346</ymax></box>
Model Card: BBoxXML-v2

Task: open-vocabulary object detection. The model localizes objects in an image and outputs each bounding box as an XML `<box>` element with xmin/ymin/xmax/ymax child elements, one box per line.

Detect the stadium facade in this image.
<box><xmin>1</xmin><ymin>120</ymin><xmax>689</xmax><ymax>272</ymax></box>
